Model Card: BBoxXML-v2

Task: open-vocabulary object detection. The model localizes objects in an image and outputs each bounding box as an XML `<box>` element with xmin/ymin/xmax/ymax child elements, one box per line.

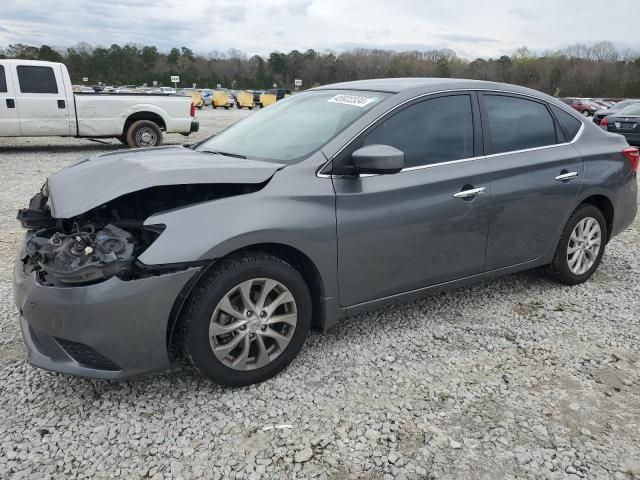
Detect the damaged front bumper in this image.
<box><xmin>13</xmin><ymin>240</ymin><xmax>200</xmax><ymax>379</ymax></box>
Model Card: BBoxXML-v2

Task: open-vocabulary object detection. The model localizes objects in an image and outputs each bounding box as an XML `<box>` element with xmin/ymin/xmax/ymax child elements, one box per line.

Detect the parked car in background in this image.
<box><xmin>198</xmin><ymin>89</ymin><xmax>213</xmax><ymax>106</ymax></box>
<box><xmin>158</xmin><ymin>86</ymin><xmax>177</xmax><ymax>95</ymax></box>
<box><xmin>588</xmin><ymin>99</ymin><xmax>612</xmax><ymax>109</ymax></box>
<box><xmin>72</xmin><ymin>85</ymin><xmax>95</xmax><ymax>93</ymax></box>
<box><xmin>0</xmin><ymin>60</ymin><xmax>198</xmax><ymax>147</ymax></box>
<box><xmin>561</xmin><ymin>97</ymin><xmax>599</xmax><ymax>116</ymax></box>
<box><xmin>177</xmin><ymin>88</ymin><xmax>204</xmax><ymax>109</ymax></box>
<box><xmin>593</xmin><ymin>99</ymin><xmax>640</xmax><ymax>126</ymax></box>
<box><xmin>13</xmin><ymin>78</ymin><xmax>638</xmax><ymax>386</ymax></box>
<box><xmin>600</xmin><ymin>103</ymin><xmax>640</xmax><ymax>146</ymax></box>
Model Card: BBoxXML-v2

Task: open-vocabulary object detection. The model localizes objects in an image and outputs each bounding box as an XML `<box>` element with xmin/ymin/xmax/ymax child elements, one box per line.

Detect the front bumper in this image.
<box><xmin>13</xmin><ymin>256</ymin><xmax>199</xmax><ymax>379</ymax></box>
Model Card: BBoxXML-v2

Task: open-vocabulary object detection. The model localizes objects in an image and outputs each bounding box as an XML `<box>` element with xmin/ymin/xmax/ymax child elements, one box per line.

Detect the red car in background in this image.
<box><xmin>561</xmin><ymin>98</ymin><xmax>599</xmax><ymax>116</ymax></box>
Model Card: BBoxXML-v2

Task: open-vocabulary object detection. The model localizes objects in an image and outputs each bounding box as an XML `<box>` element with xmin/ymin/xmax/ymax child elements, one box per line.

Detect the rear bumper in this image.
<box><xmin>13</xmin><ymin>256</ymin><xmax>199</xmax><ymax>379</ymax></box>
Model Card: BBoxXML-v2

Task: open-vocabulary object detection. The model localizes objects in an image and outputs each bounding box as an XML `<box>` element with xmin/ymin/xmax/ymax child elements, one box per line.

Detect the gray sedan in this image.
<box><xmin>14</xmin><ymin>79</ymin><xmax>638</xmax><ymax>386</ymax></box>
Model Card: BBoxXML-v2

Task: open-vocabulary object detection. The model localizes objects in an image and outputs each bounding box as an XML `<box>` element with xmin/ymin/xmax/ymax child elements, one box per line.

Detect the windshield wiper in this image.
<box><xmin>201</xmin><ymin>150</ymin><xmax>247</xmax><ymax>159</ymax></box>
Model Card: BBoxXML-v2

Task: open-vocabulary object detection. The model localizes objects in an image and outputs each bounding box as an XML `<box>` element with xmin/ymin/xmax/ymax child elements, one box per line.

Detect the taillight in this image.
<box><xmin>190</xmin><ymin>102</ymin><xmax>196</xmax><ymax>117</ymax></box>
<box><xmin>600</xmin><ymin>116</ymin><xmax>608</xmax><ymax>129</ymax></box>
<box><xmin>623</xmin><ymin>147</ymin><xmax>639</xmax><ymax>172</ymax></box>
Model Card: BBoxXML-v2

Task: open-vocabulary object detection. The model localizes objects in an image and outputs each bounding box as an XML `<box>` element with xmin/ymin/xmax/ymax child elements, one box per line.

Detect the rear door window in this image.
<box><xmin>0</xmin><ymin>65</ymin><xmax>7</xmax><ymax>92</ymax></box>
<box><xmin>483</xmin><ymin>95</ymin><xmax>557</xmax><ymax>154</ymax></box>
<box><xmin>17</xmin><ymin>65</ymin><xmax>58</xmax><ymax>94</ymax></box>
<box><xmin>362</xmin><ymin>94</ymin><xmax>474</xmax><ymax>168</ymax></box>
<box><xmin>550</xmin><ymin>105</ymin><xmax>583</xmax><ymax>141</ymax></box>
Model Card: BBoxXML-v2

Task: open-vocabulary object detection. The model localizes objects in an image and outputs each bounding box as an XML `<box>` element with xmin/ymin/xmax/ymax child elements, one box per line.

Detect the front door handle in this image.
<box><xmin>57</xmin><ymin>99</ymin><xmax>66</xmax><ymax>109</ymax></box>
<box><xmin>6</xmin><ymin>98</ymin><xmax>15</xmax><ymax>108</ymax></box>
<box><xmin>555</xmin><ymin>171</ymin><xmax>578</xmax><ymax>182</ymax></box>
<box><xmin>453</xmin><ymin>187</ymin><xmax>486</xmax><ymax>199</ymax></box>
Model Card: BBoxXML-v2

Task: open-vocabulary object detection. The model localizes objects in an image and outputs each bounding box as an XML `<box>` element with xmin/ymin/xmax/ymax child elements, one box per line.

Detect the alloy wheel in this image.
<box><xmin>209</xmin><ymin>278</ymin><xmax>297</xmax><ymax>370</ymax></box>
<box><xmin>567</xmin><ymin>217</ymin><xmax>601</xmax><ymax>275</ymax></box>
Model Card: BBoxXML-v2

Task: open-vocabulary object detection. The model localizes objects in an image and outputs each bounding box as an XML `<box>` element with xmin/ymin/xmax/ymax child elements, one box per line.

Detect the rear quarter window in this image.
<box><xmin>484</xmin><ymin>95</ymin><xmax>557</xmax><ymax>154</ymax></box>
<box><xmin>17</xmin><ymin>65</ymin><xmax>58</xmax><ymax>94</ymax></box>
<box><xmin>550</xmin><ymin>105</ymin><xmax>583</xmax><ymax>141</ymax></box>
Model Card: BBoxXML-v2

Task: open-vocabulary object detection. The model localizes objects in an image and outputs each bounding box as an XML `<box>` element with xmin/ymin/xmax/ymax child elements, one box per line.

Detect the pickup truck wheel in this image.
<box><xmin>116</xmin><ymin>135</ymin><xmax>128</xmax><ymax>145</ymax></box>
<box><xmin>182</xmin><ymin>252</ymin><xmax>311</xmax><ymax>387</ymax></box>
<box><xmin>126</xmin><ymin>120</ymin><xmax>162</xmax><ymax>148</ymax></box>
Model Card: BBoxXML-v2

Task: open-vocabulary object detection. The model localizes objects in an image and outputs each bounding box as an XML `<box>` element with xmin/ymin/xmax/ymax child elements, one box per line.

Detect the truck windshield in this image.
<box><xmin>196</xmin><ymin>90</ymin><xmax>389</xmax><ymax>162</ymax></box>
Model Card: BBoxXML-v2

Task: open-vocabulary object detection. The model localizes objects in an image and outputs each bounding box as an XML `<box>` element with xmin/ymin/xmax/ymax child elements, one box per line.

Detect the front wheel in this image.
<box><xmin>125</xmin><ymin>120</ymin><xmax>162</xmax><ymax>148</ymax></box>
<box><xmin>545</xmin><ymin>204</ymin><xmax>607</xmax><ymax>285</ymax></box>
<box><xmin>182</xmin><ymin>252</ymin><xmax>312</xmax><ymax>387</ymax></box>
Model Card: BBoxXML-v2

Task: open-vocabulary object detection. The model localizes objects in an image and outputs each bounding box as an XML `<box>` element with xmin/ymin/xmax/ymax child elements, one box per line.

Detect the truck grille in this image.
<box><xmin>55</xmin><ymin>338</ymin><xmax>121</xmax><ymax>371</ymax></box>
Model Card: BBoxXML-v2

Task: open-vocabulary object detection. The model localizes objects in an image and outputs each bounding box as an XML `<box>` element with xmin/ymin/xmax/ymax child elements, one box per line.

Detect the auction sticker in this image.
<box><xmin>328</xmin><ymin>94</ymin><xmax>376</xmax><ymax>107</ymax></box>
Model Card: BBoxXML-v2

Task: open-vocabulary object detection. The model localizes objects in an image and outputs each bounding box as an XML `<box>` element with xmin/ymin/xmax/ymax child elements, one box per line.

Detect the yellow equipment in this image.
<box><xmin>212</xmin><ymin>91</ymin><xmax>232</xmax><ymax>109</ymax></box>
<box><xmin>236</xmin><ymin>91</ymin><xmax>255</xmax><ymax>109</ymax></box>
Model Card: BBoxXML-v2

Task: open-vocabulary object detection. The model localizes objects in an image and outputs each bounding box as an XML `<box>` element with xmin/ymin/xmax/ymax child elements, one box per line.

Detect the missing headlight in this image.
<box><xmin>24</xmin><ymin>223</ymin><xmax>136</xmax><ymax>285</ymax></box>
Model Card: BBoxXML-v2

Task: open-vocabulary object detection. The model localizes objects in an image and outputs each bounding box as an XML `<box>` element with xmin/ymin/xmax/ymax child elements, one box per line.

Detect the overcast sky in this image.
<box><xmin>1</xmin><ymin>0</ymin><xmax>637</xmax><ymax>58</ymax></box>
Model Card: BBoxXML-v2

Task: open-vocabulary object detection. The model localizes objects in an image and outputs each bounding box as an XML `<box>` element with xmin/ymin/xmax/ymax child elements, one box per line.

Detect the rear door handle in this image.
<box><xmin>6</xmin><ymin>98</ymin><xmax>15</xmax><ymax>108</ymax></box>
<box><xmin>57</xmin><ymin>99</ymin><xmax>66</xmax><ymax>109</ymax></box>
<box><xmin>453</xmin><ymin>187</ymin><xmax>486</xmax><ymax>199</ymax></box>
<box><xmin>555</xmin><ymin>171</ymin><xmax>578</xmax><ymax>182</ymax></box>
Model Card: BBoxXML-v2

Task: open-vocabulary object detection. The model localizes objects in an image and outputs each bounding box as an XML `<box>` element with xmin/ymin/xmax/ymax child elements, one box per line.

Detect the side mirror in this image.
<box><xmin>351</xmin><ymin>144</ymin><xmax>405</xmax><ymax>175</ymax></box>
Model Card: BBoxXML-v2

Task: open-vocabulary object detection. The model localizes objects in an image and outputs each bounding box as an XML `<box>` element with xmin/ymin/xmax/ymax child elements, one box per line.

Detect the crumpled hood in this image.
<box><xmin>46</xmin><ymin>146</ymin><xmax>284</xmax><ymax>218</ymax></box>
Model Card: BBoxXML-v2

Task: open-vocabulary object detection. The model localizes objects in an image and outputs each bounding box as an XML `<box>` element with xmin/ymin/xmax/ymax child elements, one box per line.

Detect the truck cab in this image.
<box><xmin>0</xmin><ymin>60</ymin><xmax>75</xmax><ymax>136</ymax></box>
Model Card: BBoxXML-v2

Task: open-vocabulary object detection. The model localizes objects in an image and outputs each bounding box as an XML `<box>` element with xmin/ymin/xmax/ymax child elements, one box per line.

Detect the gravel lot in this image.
<box><xmin>1</xmin><ymin>107</ymin><xmax>639</xmax><ymax>480</ymax></box>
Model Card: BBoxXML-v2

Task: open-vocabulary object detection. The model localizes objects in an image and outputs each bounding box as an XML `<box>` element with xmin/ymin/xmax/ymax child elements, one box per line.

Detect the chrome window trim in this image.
<box><xmin>316</xmin><ymin>88</ymin><xmax>585</xmax><ymax>179</ymax></box>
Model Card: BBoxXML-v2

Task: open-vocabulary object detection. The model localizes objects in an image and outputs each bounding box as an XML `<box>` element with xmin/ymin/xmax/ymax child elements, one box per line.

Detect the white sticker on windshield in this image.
<box><xmin>328</xmin><ymin>94</ymin><xmax>376</xmax><ymax>108</ymax></box>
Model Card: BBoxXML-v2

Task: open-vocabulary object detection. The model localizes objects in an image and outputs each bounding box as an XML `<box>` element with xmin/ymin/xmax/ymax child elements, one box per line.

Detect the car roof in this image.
<box><xmin>312</xmin><ymin>77</ymin><xmax>555</xmax><ymax>98</ymax></box>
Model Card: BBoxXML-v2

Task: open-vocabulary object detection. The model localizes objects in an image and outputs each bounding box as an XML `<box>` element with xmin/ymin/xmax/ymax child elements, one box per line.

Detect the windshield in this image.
<box><xmin>617</xmin><ymin>104</ymin><xmax>640</xmax><ymax>116</ymax></box>
<box><xmin>196</xmin><ymin>90</ymin><xmax>389</xmax><ymax>162</ymax></box>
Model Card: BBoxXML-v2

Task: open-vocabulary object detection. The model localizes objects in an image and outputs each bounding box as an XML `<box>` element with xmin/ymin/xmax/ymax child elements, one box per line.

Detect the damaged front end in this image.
<box><xmin>16</xmin><ymin>181</ymin><xmax>260</xmax><ymax>286</ymax></box>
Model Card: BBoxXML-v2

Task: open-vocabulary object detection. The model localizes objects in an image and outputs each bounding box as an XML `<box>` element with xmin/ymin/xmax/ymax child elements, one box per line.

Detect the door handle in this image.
<box><xmin>6</xmin><ymin>98</ymin><xmax>15</xmax><ymax>108</ymax></box>
<box><xmin>453</xmin><ymin>187</ymin><xmax>486</xmax><ymax>199</ymax></box>
<box><xmin>554</xmin><ymin>171</ymin><xmax>578</xmax><ymax>182</ymax></box>
<box><xmin>57</xmin><ymin>99</ymin><xmax>66</xmax><ymax>109</ymax></box>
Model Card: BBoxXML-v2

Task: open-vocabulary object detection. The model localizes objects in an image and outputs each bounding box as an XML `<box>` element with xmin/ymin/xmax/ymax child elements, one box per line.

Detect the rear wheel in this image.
<box><xmin>582</xmin><ymin>109</ymin><xmax>590</xmax><ymax>116</ymax></box>
<box><xmin>125</xmin><ymin>120</ymin><xmax>162</xmax><ymax>148</ymax></box>
<box><xmin>182</xmin><ymin>252</ymin><xmax>311</xmax><ymax>387</ymax></box>
<box><xmin>546</xmin><ymin>204</ymin><xmax>607</xmax><ymax>285</ymax></box>
<box><xmin>116</xmin><ymin>135</ymin><xmax>127</xmax><ymax>145</ymax></box>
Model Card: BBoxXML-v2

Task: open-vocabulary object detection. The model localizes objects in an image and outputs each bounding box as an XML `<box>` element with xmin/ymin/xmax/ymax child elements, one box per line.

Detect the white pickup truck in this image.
<box><xmin>0</xmin><ymin>60</ymin><xmax>199</xmax><ymax>147</ymax></box>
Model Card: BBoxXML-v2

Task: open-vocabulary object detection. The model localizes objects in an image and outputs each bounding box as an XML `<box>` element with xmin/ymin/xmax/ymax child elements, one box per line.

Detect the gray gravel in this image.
<box><xmin>1</xmin><ymin>108</ymin><xmax>639</xmax><ymax>479</ymax></box>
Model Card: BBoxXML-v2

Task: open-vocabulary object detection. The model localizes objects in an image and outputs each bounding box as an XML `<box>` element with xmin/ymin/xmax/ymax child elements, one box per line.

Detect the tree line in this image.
<box><xmin>2</xmin><ymin>42</ymin><xmax>639</xmax><ymax>97</ymax></box>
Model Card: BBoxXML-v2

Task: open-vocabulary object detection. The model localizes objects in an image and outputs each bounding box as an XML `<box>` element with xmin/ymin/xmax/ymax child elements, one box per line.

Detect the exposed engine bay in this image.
<box><xmin>18</xmin><ymin>183</ymin><xmax>262</xmax><ymax>286</ymax></box>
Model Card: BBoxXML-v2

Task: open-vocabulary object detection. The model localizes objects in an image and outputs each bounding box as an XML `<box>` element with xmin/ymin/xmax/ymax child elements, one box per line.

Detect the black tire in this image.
<box><xmin>116</xmin><ymin>135</ymin><xmax>128</xmax><ymax>145</ymax></box>
<box><xmin>545</xmin><ymin>204</ymin><xmax>607</xmax><ymax>285</ymax></box>
<box><xmin>182</xmin><ymin>252</ymin><xmax>312</xmax><ymax>387</ymax></box>
<box><xmin>197</xmin><ymin>105</ymin><xmax>203</xmax><ymax>110</ymax></box>
<box><xmin>224</xmin><ymin>106</ymin><xmax>229</xmax><ymax>110</ymax></box>
<box><xmin>125</xmin><ymin>119</ymin><xmax>162</xmax><ymax>148</ymax></box>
